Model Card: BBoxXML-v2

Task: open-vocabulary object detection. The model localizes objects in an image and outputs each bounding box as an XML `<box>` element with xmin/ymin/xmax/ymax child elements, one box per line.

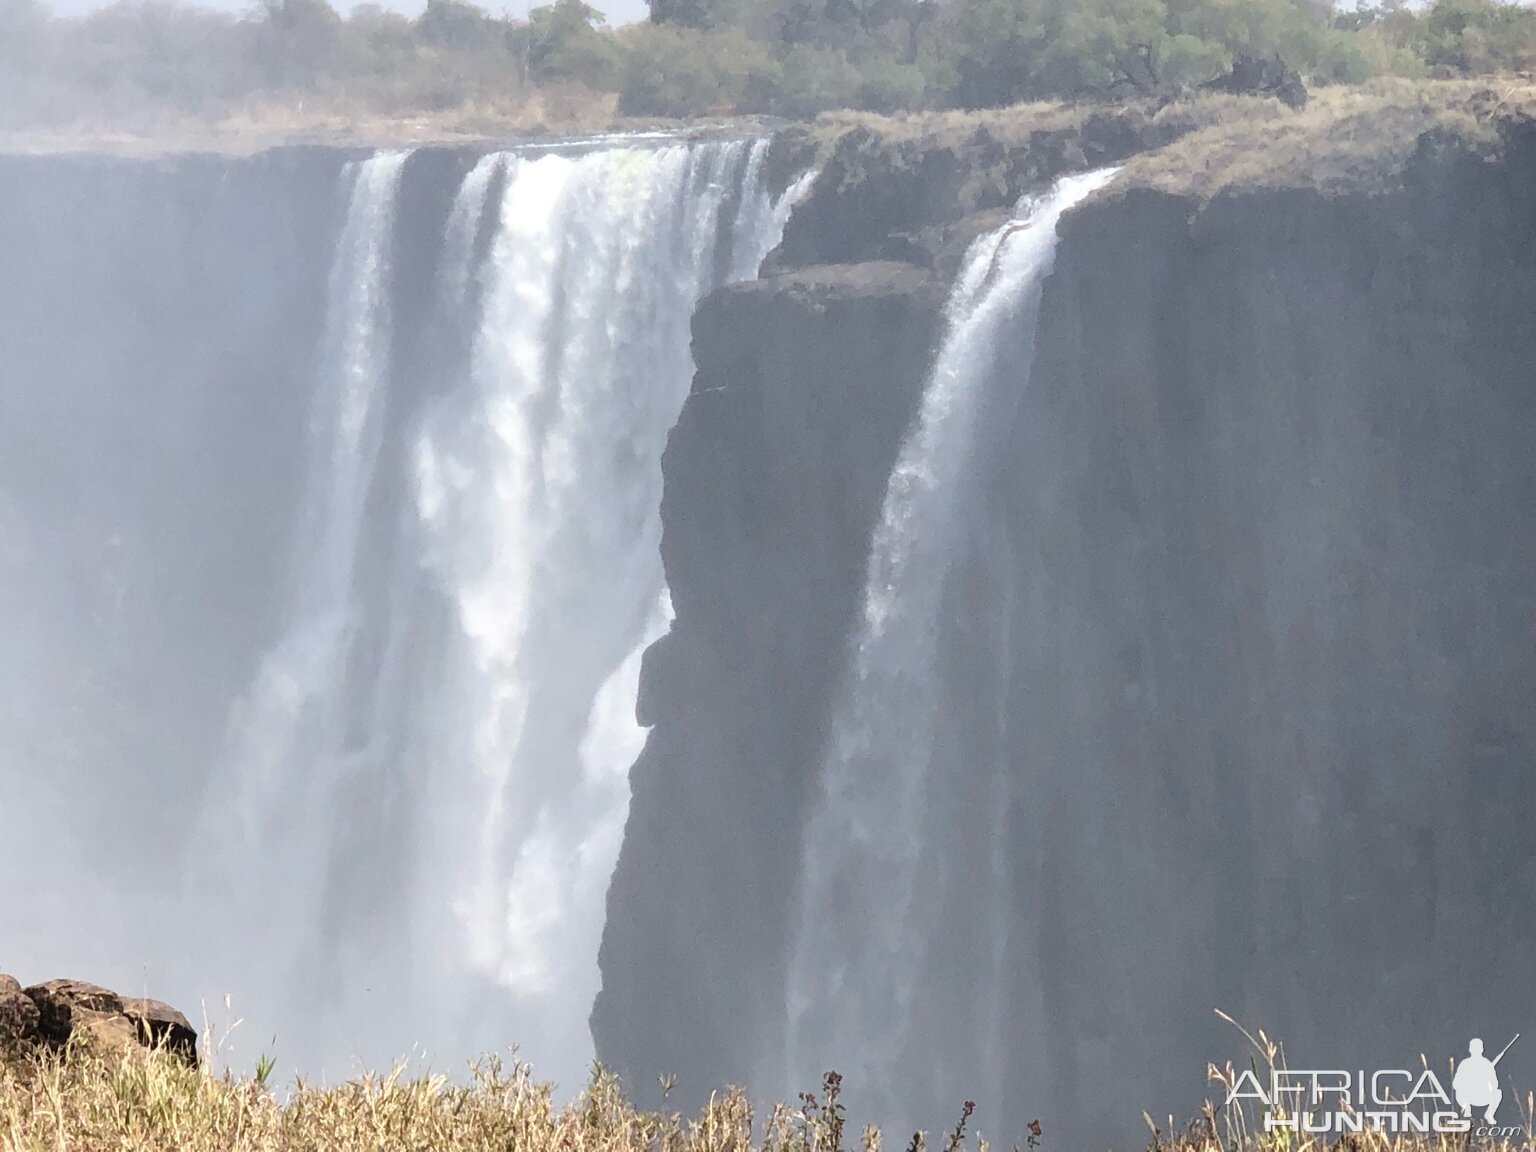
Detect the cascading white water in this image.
<box><xmin>728</xmin><ymin>150</ymin><xmax>817</xmax><ymax>284</ymax></box>
<box><xmin>410</xmin><ymin>139</ymin><xmax>808</xmax><ymax>1092</ymax></box>
<box><xmin>188</xmin><ymin>137</ymin><xmax>805</xmax><ymax>1089</ymax></box>
<box><xmin>190</xmin><ymin>152</ymin><xmax>412</xmax><ymax>1046</ymax></box>
<box><xmin>781</xmin><ymin>168</ymin><xmax>1120</xmax><ymax>1125</ymax></box>
<box><xmin>228</xmin><ymin>150</ymin><xmax>410</xmax><ymax>825</ymax></box>
<box><xmin>439</xmin><ymin>152</ymin><xmax>503</xmax><ymax>312</ymax></box>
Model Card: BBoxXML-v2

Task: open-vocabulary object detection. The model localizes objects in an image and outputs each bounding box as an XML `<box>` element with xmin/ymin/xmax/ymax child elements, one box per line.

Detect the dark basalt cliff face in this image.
<box><xmin>594</xmin><ymin>262</ymin><xmax>944</xmax><ymax>1095</ymax></box>
<box><xmin>989</xmin><ymin>128</ymin><xmax>1536</xmax><ymax>1138</ymax></box>
<box><xmin>595</xmin><ymin>117</ymin><xmax>1536</xmax><ymax>1143</ymax></box>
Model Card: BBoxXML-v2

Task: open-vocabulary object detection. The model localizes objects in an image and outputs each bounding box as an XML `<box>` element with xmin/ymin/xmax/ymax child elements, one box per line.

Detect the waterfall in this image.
<box><xmin>781</xmin><ymin>168</ymin><xmax>1120</xmax><ymax>1129</ymax></box>
<box><xmin>186</xmin><ymin>137</ymin><xmax>804</xmax><ymax>1090</ymax></box>
<box><xmin>728</xmin><ymin>149</ymin><xmax>817</xmax><ymax>283</ymax></box>
<box><xmin>439</xmin><ymin>152</ymin><xmax>503</xmax><ymax>313</ymax></box>
<box><xmin>229</xmin><ymin>150</ymin><xmax>410</xmax><ymax>826</ymax></box>
<box><xmin>191</xmin><ymin>152</ymin><xmax>412</xmax><ymax>1046</ymax></box>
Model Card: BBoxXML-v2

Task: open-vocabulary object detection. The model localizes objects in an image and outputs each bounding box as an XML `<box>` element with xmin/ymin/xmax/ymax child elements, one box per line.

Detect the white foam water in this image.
<box><xmin>781</xmin><ymin>167</ymin><xmax>1121</xmax><ymax>1128</ymax></box>
<box><xmin>189</xmin><ymin>138</ymin><xmax>806</xmax><ymax>1090</ymax></box>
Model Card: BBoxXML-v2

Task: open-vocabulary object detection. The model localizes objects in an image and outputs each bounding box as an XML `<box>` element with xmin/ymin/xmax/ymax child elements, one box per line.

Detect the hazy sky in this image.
<box><xmin>43</xmin><ymin>0</ymin><xmax>651</xmax><ymax>21</ymax></box>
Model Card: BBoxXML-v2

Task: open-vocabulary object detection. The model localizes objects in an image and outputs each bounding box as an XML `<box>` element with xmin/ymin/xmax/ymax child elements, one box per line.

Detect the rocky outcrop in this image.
<box><xmin>0</xmin><ymin>976</ymin><xmax>197</xmax><ymax>1065</ymax></box>
<box><xmin>0</xmin><ymin>976</ymin><xmax>40</xmax><ymax>1051</ymax></box>
<box><xmin>597</xmin><ymin>108</ymin><xmax>1536</xmax><ymax>1146</ymax></box>
<box><xmin>769</xmin><ymin>104</ymin><xmax>1222</xmax><ymax>273</ymax></box>
<box><xmin>122</xmin><ymin>998</ymin><xmax>201</xmax><ymax>1065</ymax></box>
<box><xmin>1205</xmin><ymin>52</ymin><xmax>1309</xmax><ymax>108</ymax></box>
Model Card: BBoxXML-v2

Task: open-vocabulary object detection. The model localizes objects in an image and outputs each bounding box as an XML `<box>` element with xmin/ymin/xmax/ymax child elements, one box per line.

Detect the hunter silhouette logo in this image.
<box><xmin>1454</xmin><ymin>1036</ymin><xmax>1518</xmax><ymax>1124</ymax></box>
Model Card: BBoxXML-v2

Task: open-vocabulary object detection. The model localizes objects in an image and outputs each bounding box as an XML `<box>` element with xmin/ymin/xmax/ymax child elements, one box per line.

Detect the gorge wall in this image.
<box><xmin>595</xmin><ymin>113</ymin><xmax>1536</xmax><ymax>1145</ymax></box>
<box><xmin>3</xmin><ymin>100</ymin><xmax>1534</xmax><ymax>1152</ymax></box>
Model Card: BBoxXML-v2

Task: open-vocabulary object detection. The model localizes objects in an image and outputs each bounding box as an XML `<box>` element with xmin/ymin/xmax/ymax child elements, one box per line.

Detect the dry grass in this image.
<box><xmin>793</xmin><ymin>92</ymin><xmax>1259</xmax><ymax>173</ymax></box>
<box><xmin>0</xmin><ymin>88</ymin><xmax>675</xmax><ymax>157</ymax></box>
<box><xmin>3</xmin><ymin>1032</ymin><xmax>1535</xmax><ymax>1152</ymax></box>
<box><xmin>811</xmin><ymin>92</ymin><xmax>1248</xmax><ymax>147</ymax></box>
<box><xmin>1120</xmin><ymin>75</ymin><xmax>1536</xmax><ymax>195</ymax></box>
<box><xmin>1</xmin><ymin>1047</ymin><xmax>783</xmax><ymax>1152</ymax></box>
<box><xmin>802</xmin><ymin>76</ymin><xmax>1536</xmax><ymax>198</ymax></box>
<box><xmin>7</xmin><ymin>75</ymin><xmax>1532</xmax><ymax>183</ymax></box>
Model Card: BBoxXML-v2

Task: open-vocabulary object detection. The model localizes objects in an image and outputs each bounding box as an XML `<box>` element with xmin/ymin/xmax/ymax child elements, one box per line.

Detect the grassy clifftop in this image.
<box><xmin>757</xmin><ymin>77</ymin><xmax>1535</xmax><ymax>275</ymax></box>
<box><xmin>792</xmin><ymin>75</ymin><xmax>1536</xmax><ymax>195</ymax></box>
<box><xmin>1121</xmin><ymin>76</ymin><xmax>1536</xmax><ymax>194</ymax></box>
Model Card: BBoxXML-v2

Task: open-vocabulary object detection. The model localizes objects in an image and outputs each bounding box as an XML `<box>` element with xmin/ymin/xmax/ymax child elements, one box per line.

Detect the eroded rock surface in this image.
<box><xmin>122</xmin><ymin>997</ymin><xmax>199</xmax><ymax>1065</ymax></box>
<box><xmin>0</xmin><ymin>978</ymin><xmax>40</xmax><ymax>1050</ymax></box>
<box><xmin>0</xmin><ymin>974</ymin><xmax>197</xmax><ymax>1065</ymax></box>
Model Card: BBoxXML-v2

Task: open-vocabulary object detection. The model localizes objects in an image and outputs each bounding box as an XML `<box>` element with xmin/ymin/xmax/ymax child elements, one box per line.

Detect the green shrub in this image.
<box><xmin>529</xmin><ymin>0</ymin><xmax>620</xmax><ymax>88</ymax></box>
<box><xmin>2</xmin><ymin>0</ymin><xmax>1533</xmax><ymax>133</ymax></box>
<box><xmin>1413</xmin><ymin>0</ymin><xmax>1536</xmax><ymax>73</ymax></box>
<box><xmin>850</xmin><ymin>52</ymin><xmax>929</xmax><ymax>110</ymax></box>
<box><xmin>774</xmin><ymin>44</ymin><xmax>867</xmax><ymax>115</ymax></box>
<box><xmin>414</xmin><ymin>0</ymin><xmax>495</xmax><ymax>48</ymax></box>
<box><xmin>617</xmin><ymin>23</ymin><xmax>776</xmax><ymax>115</ymax></box>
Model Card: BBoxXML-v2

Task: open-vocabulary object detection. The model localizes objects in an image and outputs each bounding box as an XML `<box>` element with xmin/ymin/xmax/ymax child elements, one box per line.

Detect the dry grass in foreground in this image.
<box><xmin>2</xmin><ymin>1042</ymin><xmax>1535</xmax><ymax>1152</ymax></box>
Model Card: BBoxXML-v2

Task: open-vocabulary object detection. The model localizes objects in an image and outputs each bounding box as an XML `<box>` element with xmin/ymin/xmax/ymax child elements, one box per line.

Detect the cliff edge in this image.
<box><xmin>595</xmin><ymin>83</ymin><xmax>1536</xmax><ymax>1144</ymax></box>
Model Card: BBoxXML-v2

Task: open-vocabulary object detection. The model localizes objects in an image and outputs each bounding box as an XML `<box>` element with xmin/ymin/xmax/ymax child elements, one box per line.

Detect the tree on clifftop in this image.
<box><xmin>530</xmin><ymin>0</ymin><xmax>620</xmax><ymax>85</ymax></box>
<box><xmin>255</xmin><ymin>0</ymin><xmax>341</xmax><ymax>86</ymax></box>
<box><xmin>648</xmin><ymin>0</ymin><xmax>753</xmax><ymax>30</ymax></box>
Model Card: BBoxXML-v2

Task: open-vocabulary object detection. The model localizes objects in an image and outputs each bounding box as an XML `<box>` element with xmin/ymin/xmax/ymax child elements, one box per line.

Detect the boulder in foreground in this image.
<box><xmin>0</xmin><ymin>974</ymin><xmax>197</xmax><ymax>1066</ymax></box>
